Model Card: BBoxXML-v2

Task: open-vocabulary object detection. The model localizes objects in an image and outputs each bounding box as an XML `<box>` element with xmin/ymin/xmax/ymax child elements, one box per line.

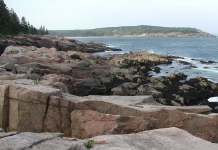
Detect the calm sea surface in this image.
<box><xmin>74</xmin><ymin>37</ymin><xmax>218</xmax><ymax>82</ymax></box>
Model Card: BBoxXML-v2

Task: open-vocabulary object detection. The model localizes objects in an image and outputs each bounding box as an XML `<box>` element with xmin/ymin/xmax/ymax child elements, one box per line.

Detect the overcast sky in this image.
<box><xmin>4</xmin><ymin>0</ymin><xmax>218</xmax><ymax>34</ymax></box>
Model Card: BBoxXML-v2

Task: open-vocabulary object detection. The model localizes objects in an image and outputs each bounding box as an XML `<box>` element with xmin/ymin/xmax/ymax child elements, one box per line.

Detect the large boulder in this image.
<box><xmin>111</xmin><ymin>82</ymin><xmax>139</xmax><ymax>96</ymax></box>
<box><xmin>41</xmin><ymin>74</ymin><xmax>76</xmax><ymax>93</ymax></box>
<box><xmin>137</xmin><ymin>85</ymin><xmax>163</xmax><ymax>98</ymax></box>
<box><xmin>0</xmin><ymin>56</ymin><xmax>17</xmax><ymax>73</ymax></box>
<box><xmin>71</xmin><ymin>110</ymin><xmax>152</xmax><ymax>138</ymax></box>
<box><xmin>72</xmin><ymin>78</ymin><xmax>107</xmax><ymax>96</ymax></box>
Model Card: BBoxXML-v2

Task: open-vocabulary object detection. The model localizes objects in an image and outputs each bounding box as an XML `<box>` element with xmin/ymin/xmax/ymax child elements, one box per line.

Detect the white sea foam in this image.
<box><xmin>148</xmin><ymin>50</ymin><xmax>154</xmax><ymax>54</ymax></box>
<box><xmin>208</xmin><ymin>97</ymin><xmax>218</xmax><ymax>102</ymax></box>
<box><xmin>208</xmin><ymin>79</ymin><xmax>218</xmax><ymax>83</ymax></box>
<box><xmin>108</xmin><ymin>45</ymin><xmax>118</xmax><ymax>48</ymax></box>
<box><xmin>176</xmin><ymin>57</ymin><xmax>218</xmax><ymax>74</ymax></box>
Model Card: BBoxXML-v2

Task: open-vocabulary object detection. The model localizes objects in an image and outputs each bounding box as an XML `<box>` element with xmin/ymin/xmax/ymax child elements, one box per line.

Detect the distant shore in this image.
<box><xmin>66</xmin><ymin>34</ymin><xmax>216</xmax><ymax>39</ymax></box>
<box><xmin>49</xmin><ymin>25</ymin><xmax>216</xmax><ymax>38</ymax></box>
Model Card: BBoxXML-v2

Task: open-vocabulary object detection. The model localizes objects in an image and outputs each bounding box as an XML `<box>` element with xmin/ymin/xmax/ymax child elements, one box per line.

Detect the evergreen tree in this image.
<box><xmin>0</xmin><ymin>0</ymin><xmax>10</xmax><ymax>34</ymax></box>
<box><xmin>28</xmin><ymin>25</ymin><xmax>38</xmax><ymax>34</ymax></box>
<box><xmin>38</xmin><ymin>25</ymin><xmax>48</xmax><ymax>35</ymax></box>
<box><xmin>20</xmin><ymin>16</ymin><xmax>28</xmax><ymax>34</ymax></box>
<box><xmin>45</xmin><ymin>29</ymin><xmax>49</xmax><ymax>35</ymax></box>
<box><xmin>0</xmin><ymin>0</ymin><xmax>47</xmax><ymax>35</ymax></box>
<box><xmin>9</xmin><ymin>9</ymin><xmax>20</xmax><ymax>34</ymax></box>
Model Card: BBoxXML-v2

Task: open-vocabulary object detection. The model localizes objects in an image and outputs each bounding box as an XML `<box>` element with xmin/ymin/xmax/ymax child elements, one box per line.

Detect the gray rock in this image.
<box><xmin>3</xmin><ymin>46</ymin><xmax>27</xmax><ymax>55</ymax></box>
<box><xmin>111</xmin><ymin>83</ymin><xmax>139</xmax><ymax>96</ymax></box>
<box><xmin>0</xmin><ymin>63</ymin><xmax>17</xmax><ymax>73</ymax></box>
<box><xmin>72</xmin><ymin>78</ymin><xmax>107</xmax><ymax>96</ymax></box>
<box><xmin>29</xmin><ymin>137</ymin><xmax>79</xmax><ymax>150</ymax></box>
<box><xmin>0</xmin><ymin>132</ymin><xmax>63</xmax><ymax>150</ymax></box>
<box><xmin>2</xmin><ymin>127</ymin><xmax>217</xmax><ymax>150</ymax></box>
<box><xmin>0</xmin><ymin>56</ymin><xmax>17</xmax><ymax>65</ymax></box>
<box><xmin>111</xmin><ymin>85</ymin><xmax>128</xmax><ymax>95</ymax></box>
<box><xmin>87</xmin><ymin>127</ymin><xmax>218</xmax><ymax>150</ymax></box>
<box><xmin>137</xmin><ymin>85</ymin><xmax>163</xmax><ymax>99</ymax></box>
<box><xmin>0</xmin><ymin>132</ymin><xmax>16</xmax><ymax>139</ymax></box>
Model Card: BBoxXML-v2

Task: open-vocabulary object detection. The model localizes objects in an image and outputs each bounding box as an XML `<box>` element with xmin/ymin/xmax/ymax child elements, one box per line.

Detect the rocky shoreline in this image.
<box><xmin>1</xmin><ymin>35</ymin><xmax>218</xmax><ymax>149</ymax></box>
<box><xmin>1</xmin><ymin>35</ymin><xmax>217</xmax><ymax>106</ymax></box>
<box><xmin>0</xmin><ymin>34</ymin><xmax>121</xmax><ymax>56</ymax></box>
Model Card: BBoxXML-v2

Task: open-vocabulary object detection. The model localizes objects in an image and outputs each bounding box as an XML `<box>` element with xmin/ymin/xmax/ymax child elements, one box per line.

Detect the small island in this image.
<box><xmin>49</xmin><ymin>25</ymin><xmax>216</xmax><ymax>38</ymax></box>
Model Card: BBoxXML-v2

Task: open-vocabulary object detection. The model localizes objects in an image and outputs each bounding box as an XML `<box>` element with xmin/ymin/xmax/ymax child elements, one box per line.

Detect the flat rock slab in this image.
<box><xmin>88</xmin><ymin>127</ymin><xmax>218</xmax><ymax>150</ymax></box>
<box><xmin>63</xmin><ymin>94</ymin><xmax>211</xmax><ymax>113</ymax></box>
<box><xmin>0</xmin><ymin>132</ymin><xmax>16</xmax><ymax>139</ymax></box>
<box><xmin>29</xmin><ymin>137</ymin><xmax>79</xmax><ymax>150</ymax></box>
<box><xmin>1</xmin><ymin>128</ymin><xmax>218</xmax><ymax>150</ymax></box>
<box><xmin>0</xmin><ymin>132</ymin><xmax>63</xmax><ymax>150</ymax></box>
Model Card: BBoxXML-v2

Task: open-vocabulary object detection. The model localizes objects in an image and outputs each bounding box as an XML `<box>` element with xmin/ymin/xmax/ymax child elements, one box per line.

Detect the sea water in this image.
<box><xmin>74</xmin><ymin>37</ymin><xmax>218</xmax><ymax>82</ymax></box>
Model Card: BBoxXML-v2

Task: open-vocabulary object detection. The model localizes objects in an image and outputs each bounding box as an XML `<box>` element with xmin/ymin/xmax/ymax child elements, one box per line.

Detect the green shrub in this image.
<box><xmin>83</xmin><ymin>140</ymin><xmax>94</xmax><ymax>150</ymax></box>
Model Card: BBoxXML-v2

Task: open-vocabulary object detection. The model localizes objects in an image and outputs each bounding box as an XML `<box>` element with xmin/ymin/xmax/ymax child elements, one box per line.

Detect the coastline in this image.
<box><xmin>0</xmin><ymin>34</ymin><xmax>218</xmax><ymax>107</ymax></box>
<box><xmin>66</xmin><ymin>34</ymin><xmax>217</xmax><ymax>39</ymax></box>
<box><xmin>2</xmin><ymin>35</ymin><xmax>218</xmax><ymax>146</ymax></box>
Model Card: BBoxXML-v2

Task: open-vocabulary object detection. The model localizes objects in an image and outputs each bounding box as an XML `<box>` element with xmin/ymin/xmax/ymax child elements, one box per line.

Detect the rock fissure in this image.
<box><xmin>24</xmin><ymin>136</ymin><xmax>57</xmax><ymax>150</ymax></box>
<box><xmin>42</xmin><ymin>96</ymin><xmax>50</xmax><ymax>132</ymax></box>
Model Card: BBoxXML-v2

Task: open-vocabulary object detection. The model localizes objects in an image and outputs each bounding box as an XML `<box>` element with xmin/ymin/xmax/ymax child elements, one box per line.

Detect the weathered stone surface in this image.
<box><xmin>0</xmin><ymin>132</ymin><xmax>63</xmax><ymax>150</ymax></box>
<box><xmin>0</xmin><ymin>73</ymin><xmax>26</xmax><ymax>80</ymax></box>
<box><xmin>1</xmin><ymin>128</ymin><xmax>218</xmax><ymax>150</ymax></box>
<box><xmin>29</xmin><ymin>137</ymin><xmax>78</xmax><ymax>150</ymax></box>
<box><xmin>0</xmin><ymin>80</ymin><xmax>217</xmax><ymax>143</ymax></box>
<box><xmin>68</xmin><ymin>95</ymin><xmax>218</xmax><ymax>141</ymax></box>
<box><xmin>9</xmin><ymin>83</ymin><xmax>62</xmax><ymax>103</ymax></box>
<box><xmin>0</xmin><ymin>131</ymin><xmax>16</xmax><ymax>139</ymax></box>
<box><xmin>0</xmin><ymin>84</ymin><xmax>9</xmax><ymax>130</ymax></box>
<box><xmin>72</xmin><ymin>78</ymin><xmax>107</xmax><ymax>96</ymax></box>
<box><xmin>87</xmin><ymin>127</ymin><xmax>218</xmax><ymax>150</ymax></box>
<box><xmin>43</xmin><ymin>96</ymin><xmax>71</xmax><ymax>137</ymax></box>
<box><xmin>71</xmin><ymin>110</ymin><xmax>152</xmax><ymax>138</ymax></box>
<box><xmin>6</xmin><ymin>82</ymin><xmax>62</xmax><ymax>132</ymax></box>
<box><xmin>0</xmin><ymin>80</ymin><xmax>69</xmax><ymax>134</ymax></box>
<box><xmin>41</xmin><ymin>74</ymin><xmax>76</xmax><ymax>93</ymax></box>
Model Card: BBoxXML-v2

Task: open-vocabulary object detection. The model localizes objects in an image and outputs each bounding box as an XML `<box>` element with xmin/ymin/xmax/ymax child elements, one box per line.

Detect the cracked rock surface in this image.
<box><xmin>1</xmin><ymin>127</ymin><xmax>218</xmax><ymax>150</ymax></box>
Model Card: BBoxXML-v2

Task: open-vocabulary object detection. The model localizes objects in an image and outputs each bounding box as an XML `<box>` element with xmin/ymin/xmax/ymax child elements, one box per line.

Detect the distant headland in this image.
<box><xmin>49</xmin><ymin>25</ymin><xmax>215</xmax><ymax>38</ymax></box>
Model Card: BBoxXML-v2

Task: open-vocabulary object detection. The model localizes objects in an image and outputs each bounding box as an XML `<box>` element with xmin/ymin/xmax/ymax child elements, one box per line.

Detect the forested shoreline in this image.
<box><xmin>0</xmin><ymin>0</ymin><xmax>48</xmax><ymax>35</ymax></box>
<box><xmin>49</xmin><ymin>25</ymin><xmax>215</xmax><ymax>37</ymax></box>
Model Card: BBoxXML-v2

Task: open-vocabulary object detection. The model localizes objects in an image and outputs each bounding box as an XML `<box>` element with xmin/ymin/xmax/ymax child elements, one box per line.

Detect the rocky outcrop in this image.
<box><xmin>0</xmin><ymin>35</ymin><xmax>121</xmax><ymax>55</ymax></box>
<box><xmin>71</xmin><ymin>110</ymin><xmax>152</xmax><ymax>138</ymax></box>
<box><xmin>1</xmin><ymin>45</ymin><xmax>218</xmax><ymax>106</ymax></box>
<box><xmin>1</xmin><ymin>80</ymin><xmax>218</xmax><ymax>143</ymax></box>
<box><xmin>1</xmin><ymin>128</ymin><xmax>218</xmax><ymax>150</ymax></box>
<box><xmin>147</xmin><ymin>73</ymin><xmax>218</xmax><ymax>106</ymax></box>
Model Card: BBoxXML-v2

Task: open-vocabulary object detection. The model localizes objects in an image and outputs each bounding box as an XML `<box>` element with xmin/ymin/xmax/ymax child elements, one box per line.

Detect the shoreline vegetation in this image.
<box><xmin>49</xmin><ymin>25</ymin><xmax>216</xmax><ymax>38</ymax></box>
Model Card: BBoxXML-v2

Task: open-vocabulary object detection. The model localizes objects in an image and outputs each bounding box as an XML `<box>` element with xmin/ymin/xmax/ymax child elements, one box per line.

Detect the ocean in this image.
<box><xmin>74</xmin><ymin>37</ymin><xmax>218</xmax><ymax>83</ymax></box>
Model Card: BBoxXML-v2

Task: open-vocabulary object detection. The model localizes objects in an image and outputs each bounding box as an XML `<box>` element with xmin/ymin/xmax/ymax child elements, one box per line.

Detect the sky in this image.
<box><xmin>4</xmin><ymin>0</ymin><xmax>218</xmax><ymax>34</ymax></box>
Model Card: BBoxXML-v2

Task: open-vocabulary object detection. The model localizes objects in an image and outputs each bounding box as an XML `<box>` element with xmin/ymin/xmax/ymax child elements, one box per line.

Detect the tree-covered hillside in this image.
<box><xmin>49</xmin><ymin>25</ymin><xmax>215</xmax><ymax>37</ymax></box>
<box><xmin>0</xmin><ymin>0</ymin><xmax>48</xmax><ymax>35</ymax></box>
